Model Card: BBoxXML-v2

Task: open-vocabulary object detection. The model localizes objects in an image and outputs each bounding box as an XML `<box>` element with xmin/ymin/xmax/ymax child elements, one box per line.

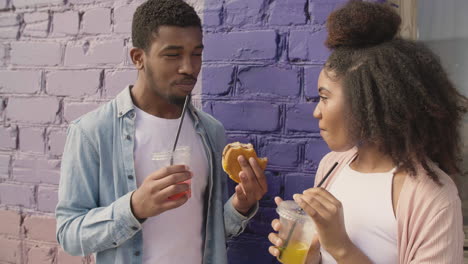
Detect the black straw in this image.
<box><xmin>170</xmin><ymin>94</ymin><xmax>191</xmax><ymax>165</ymax></box>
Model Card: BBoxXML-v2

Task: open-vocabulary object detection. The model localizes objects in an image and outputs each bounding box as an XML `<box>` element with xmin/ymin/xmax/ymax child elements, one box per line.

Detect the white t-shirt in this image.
<box><xmin>321</xmin><ymin>163</ymin><xmax>398</xmax><ymax>264</ymax></box>
<box><xmin>133</xmin><ymin>106</ymin><xmax>208</xmax><ymax>264</ymax></box>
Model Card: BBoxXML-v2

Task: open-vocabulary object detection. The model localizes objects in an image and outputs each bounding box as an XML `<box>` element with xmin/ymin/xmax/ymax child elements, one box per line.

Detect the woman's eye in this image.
<box><xmin>319</xmin><ymin>96</ymin><xmax>328</xmax><ymax>101</ymax></box>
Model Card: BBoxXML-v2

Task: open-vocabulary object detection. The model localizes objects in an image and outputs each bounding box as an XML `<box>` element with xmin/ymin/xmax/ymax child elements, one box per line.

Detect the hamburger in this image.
<box><xmin>222</xmin><ymin>142</ymin><xmax>268</xmax><ymax>183</ymax></box>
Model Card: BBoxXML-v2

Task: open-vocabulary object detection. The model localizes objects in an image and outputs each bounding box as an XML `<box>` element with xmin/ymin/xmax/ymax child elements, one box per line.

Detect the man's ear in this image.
<box><xmin>130</xmin><ymin>48</ymin><xmax>144</xmax><ymax>70</ymax></box>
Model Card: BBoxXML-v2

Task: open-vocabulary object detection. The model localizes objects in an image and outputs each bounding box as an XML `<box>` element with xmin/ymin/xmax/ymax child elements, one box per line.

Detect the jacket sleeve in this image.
<box><xmin>55</xmin><ymin>123</ymin><xmax>142</xmax><ymax>256</ymax></box>
<box><xmin>407</xmin><ymin>199</ymin><xmax>464</xmax><ymax>264</ymax></box>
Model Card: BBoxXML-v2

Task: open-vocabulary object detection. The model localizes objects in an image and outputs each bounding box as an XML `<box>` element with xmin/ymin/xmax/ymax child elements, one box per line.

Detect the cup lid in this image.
<box><xmin>276</xmin><ymin>200</ymin><xmax>312</xmax><ymax>223</ymax></box>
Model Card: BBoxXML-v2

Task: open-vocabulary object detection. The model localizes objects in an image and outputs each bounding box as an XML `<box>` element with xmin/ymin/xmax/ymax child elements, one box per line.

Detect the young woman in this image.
<box><xmin>268</xmin><ymin>1</ymin><xmax>467</xmax><ymax>263</ymax></box>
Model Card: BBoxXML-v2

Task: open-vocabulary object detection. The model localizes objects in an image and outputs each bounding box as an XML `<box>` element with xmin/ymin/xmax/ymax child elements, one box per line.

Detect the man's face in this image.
<box><xmin>142</xmin><ymin>26</ymin><xmax>203</xmax><ymax>105</ymax></box>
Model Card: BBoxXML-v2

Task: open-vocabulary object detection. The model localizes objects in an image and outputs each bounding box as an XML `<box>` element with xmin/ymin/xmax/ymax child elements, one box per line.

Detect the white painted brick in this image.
<box><xmin>13</xmin><ymin>155</ymin><xmax>60</xmax><ymax>184</ymax></box>
<box><xmin>52</xmin><ymin>11</ymin><xmax>78</xmax><ymax>36</ymax></box>
<box><xmin>0</xmin><ymin>14</ymin><xmax>20</xmax><ymax>26</ymax></box>
<box><xmin>0</xmin><ymin>126</ymin><xmax>17</xmax><ymax>150</ymax></box>
<box><xmin>47</xmin><ymin>70</ymin><xmax>101</xmax><ymax>97</ymax></box>
<box><xmin>0</xmin><ymin>70</ymin><xmax>42</xmax><ymax>94</ymax></box>
<box><xmin>23</xmin><ymin>12</ymin><xmax>48</xmax><ymax>23</ymax></box>
<box><xmin>47</xmin><ymin>128</ymin><xmax>66</xmax><ymax>156</ymax></box>
<box><xmin>104</xmin><ymin>70</ymin><xmax>136</xmax><ymax>98</ymax></box>
<box><xmin>63</xmin><ymin>102</ymin><xmax>100</xmax><ymax>122</ymax></box>
<box><xmin>114</xmin><ymin>5</ymin><xmax>137</xmax><ymax>33</ymax></box>
<box><xmin>6</xmin><ymin>97</ymin><xmax>59</xmax><ymax>124</ymax></box>
<box><xmin>23</xmin><ymin>21</ymin><xmax>49</xmax><ymax>38</ymax></box>
<box><xmin>82</xmin><ymin>7</ymin><xmax>111</xmax><ymax>34</ymax></box>
<box><xmin>19</xmin><ymin>127</ymin><xmax>44</xmax><ymax>153</ymax></box>
<box><xmin>0</xmin><ymin>183</ymin><xmax>35</xmax><ymax>208</ymax></box>
<box><xmin>0</xmin><ymin>27</ymin><xmax>19</xmax><ymax>39</ymax></box>
<box><xmin>37</xmin><ymin>186</ymin><xmax>57</xmax><ymax>212</ymax></box>
<box><xmin>0</xmin><ymin>154</ymin><xmax>10</xmax><ymax>179</ymax></box>
<box><xmin>64</xmin><ymin>39</ymin><xmax>124</xmax><ymax>66</ymax></box>
<box><xmin>13</xmin><ymin>0</ymin><xmax>62</xmax><ymax>8</ymax></box>
<box><xmin>10</xmin><ymin>42</ymin><xmax>61</xmax><ymax>66</ymax></box>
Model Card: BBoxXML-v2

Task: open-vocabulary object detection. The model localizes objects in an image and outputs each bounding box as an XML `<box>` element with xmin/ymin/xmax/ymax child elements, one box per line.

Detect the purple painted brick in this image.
<box><xmin>114</xmin><ymin>5</ymin><xmax>138</xmax><ymax>33</ymax></box>
<box><xmin>0</xmin><ymin>154</ymin><xmax>10</xmax><ymax>179</ymax></box>
<box><xmin>224</xmin><ymin>0</ymin><xmax>263</xmax><ymax>26</ymax></box>
<box><xmin>289</xmin><ymin>29</ymin><xmax>330</xmax><ymax>62</ymax></box>
<box><xmin>47</xmin><ymin>128</ymin><xmax>66</xmax><ymax>156</ymax></box>
<box><xmin>47</xmin><ymin>70</ymin><xmax>101</xmax><ymax>97</ymax></box>
<box><xmin>212</xmin><ymin>102</ymin><xmax>280</xmax><ymax>132</ymax></box>
<box><xmin>202</xmin><ymin>9</ymin><xmax>221</xmax><ymax>27</ymax></box>
<box><xmin>6</xmin><ymin>97</ymin><xmax>59</xmax><ymax>124</ymax></box>
<box><xmin>304</xmin><ymin>139</ymin><xmax>329</xmax><ymax>171</ymax></box>
<box><xmin>269</xmin><ymin>0</ymin><xmax>307</xmax><ymax>26</ymax></box>
<box><xmin>65</xmin><ymin>40</ymin><xmax>125</xmax><ymax>66</ymax></box>
<box><xmin>37</xmin><ymin>187</ymin><xmax>57</xmax><ymax>212</ymax></box>
<box><xmin>64</xmin><ymin>102</ymin><xmax>100</xmax><ymax>122</ymax></box>
<box><xmin>13</xmin><ymin>156</ymin><xmax>60</xmax><ymax>184</ymax></box>
<box><xmin>52</xmin><ymin>11</ymin><xmax>79</xmax><ymax>36</ymax></box>
<box><xmin>237</xmin><ymin>66</ymin><xmax>300</xmax><ymax>97</ymax></box>
<box><xmin>104</xmin><ymin>70</ymin><xmax>137</xmax><ymax>98</ymax></box>
<box><xmin>245</xmin><ymin>207</ymin><xmax>276</xmax><ymax>236</ymax></box>
<box><xmin>0</xmin><ymin>184</ymin><xmax>35</xmax><ymax>208</ymax></box>
<box><xmin>263</xmin><ymin>141</ymin><xmax>300</xmax><ymax>167</ymax></box>
<box><xmin>10</xmin><ymin>42</ymin><xmax>62</xmax><ymax>66</ymax></box>
<box><xmin>284</xmin><ymin>173</ymin><xmax>315</xmax><ymax>200</ymax></box>
<box><xmin>226</xmin><ymin>134</ymin><xmax>253</xmax><ymax>145</ymax></box>
<box><xmin>204</xmin><ymin>31</ymin><xmax>277</xmax><ymax>61</ymax></box>
<box><xmin>82</xmin><ymin>8</ymin><xmax>111</xmax><ymax>34</ymax></box>
<box><xmin>0</xmin><ymin>70</ymin><xmax>41</xmax><ymax>94</ymax></box>
<box><xmin>304</xmin><ymin>66</ymin><xmax>321</xmax><ymax>99</ymax></box>
<box><xmin>264</xmin><ymin>171</ymin><xmax>282</xmax><ymax>199</ymax></box>
<box><xmin>286</xmin><ymin>102</ymin><xmax>318</xmax><ymax>132</ymax></box>
<box><xmin>201</xmin><ymin>65</ymin><xmax>233</xmax><ymax>95</ymax></box>
<box><xmin>19</xmin><ymin>127</ymin><xmax>44</xmax><ymax>153</ymax></box>
<box><xmin>309</xmin><ymin>0</ymin><xmax>347</xmax><ymax>25</ymax></box>
<box><xmin>0</xmin><ymin>126</ymin><xmax>17</xmax><ymax>150</ymax></box>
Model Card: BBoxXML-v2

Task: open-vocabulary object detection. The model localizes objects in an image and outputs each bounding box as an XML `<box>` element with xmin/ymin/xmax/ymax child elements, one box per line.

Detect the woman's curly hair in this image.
<box><xmin>325</xmin><ymin>1</ymin><xmax>467</xmax><ymax>183</ymax></box>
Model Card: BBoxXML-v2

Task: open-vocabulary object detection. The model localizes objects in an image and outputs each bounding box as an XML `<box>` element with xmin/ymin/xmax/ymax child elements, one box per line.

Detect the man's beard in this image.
<box><xmin>145</xmin><ymin>63</ymin><xmax>187</xmax><ymax>107</ymax></box>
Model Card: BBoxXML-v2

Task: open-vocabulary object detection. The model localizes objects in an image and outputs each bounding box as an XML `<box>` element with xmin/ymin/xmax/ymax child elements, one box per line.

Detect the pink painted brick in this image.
<box><xmin>57</xmin><ymin>248</ymin><xmax>85</xmax><ymax>264</ymax></box>
<box><xmin>11</xmin><ymin>42</ymin><xmax>62</xmax><ymax>66</ymax></box>
<box><xmin>47</xmin><ymin>128</ymin><xmax>66</xmax><ymax>156</ymax></box>
<box><xmin>13</xmin><ymin>0</ymin><xmax>62</xmax><ymax>8</ymax></box>
<box><xmin>0</xmin><ymin>154</ymin><xmax>10</xmax><ymax>179</ymax></box>
<box><xmin>0</xmin><ymin>209</ymin><xmax>21</xmax><ymax>236</ymax></box>
<box><xmin>37</xmin><ymin>186</ymin><xmax>58</xmax><ymax>213</ymax></box>
<box><xmin>64</xmin><ymin>40</ymin><xmax>125</xmax><ymax>66</ymax></box>
<box><xmin>114</xmin><ymin>5</ymin><xmax>138</xmax><ymax>33</ymax></box>
<box><xmin>104</xmin><ymin>70</ymin><xmax>136</xmax><ymax>98</ymax></box>
<box><xmin>0</xmin><ymin>126</ymin><xmax>18</xmax><ymax>150</ymax></box>
<box><xmin>82</xmin><ymin>7</ymin><xmax>111</xmax><ymax>34</ymax></box>
<box><xmin>0</xmin><ymin>26</ymin><xmax>19</xmax><ymax>39</ymax></box>
<box><xmin>63</xmin><ymin>102</ymin><xmax>100</xmax><ymax>122</ymax></box>
<box><xmin>19</xmin><ymin>127</ymin><xmax>45</xmax><ymax>153</ymax></box>
<box><xmin>6</xmin><ymin>97</ymin><xmax>59</xmax><ymax>124</ymax></box>
<box><xmin>52</xmin><ymin>11</ymin><xmax>79</xmax><ymax>36</ymax></box>
<box><xmin>0</xmin><ymin>183</ymin><xmax>35</xmax><ymax>208</ymax></box>
<box><xmin>47</xmin><ymin>70</ymin><xmax>101</xmax><ymax>97</ymax></box>
<box><xmin>26</xmin><ymin>244</ymin><xmax>56</xmax><ymax>264</ymax></box>
<box><xmin>0</xmin><ymin>237</ymin><xmax>21</xmax><ymax>263</ymax></box>
<box><xmin>0</xmin><ymin>14</ymin><xmax>20</xmax><ymax>26</ymax></box>
<box><xmin>13</xmin><ymin>156</ymin><xmax>60</xmax><ymax>184</ymax></box>
<box><xmin>0</xmin><ymin>70</ymin><xmax>42</xmax><ymax>94</ymax></box>
<box><xmin>24</xmin><ymin>215</ymin><xmax>56</xmax><ymax>243</ymax></box>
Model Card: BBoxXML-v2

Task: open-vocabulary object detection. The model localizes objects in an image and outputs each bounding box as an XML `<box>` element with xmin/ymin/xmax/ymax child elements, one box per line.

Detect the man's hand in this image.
<box><xmin>231</xmin><ymin>155</ymin><xmax>268</xmax><ymax>215</ymax></box>
<box><xmin>131</xmin><ymin>165</ymin><xmax>192</xmax><ymax>219</ymax></box>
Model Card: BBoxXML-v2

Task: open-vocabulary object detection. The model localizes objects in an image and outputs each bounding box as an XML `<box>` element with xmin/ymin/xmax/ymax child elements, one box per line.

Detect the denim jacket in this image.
<box><xmin>56</xmin><ymin>87</ymin><xmax>257</xmax><ymax>264</ymax></box>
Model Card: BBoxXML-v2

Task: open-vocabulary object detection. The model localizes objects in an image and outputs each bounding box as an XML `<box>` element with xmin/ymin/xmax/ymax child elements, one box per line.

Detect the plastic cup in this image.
<box><xmin>276</xmin><ymin>200</ymin><xmax>315</xmax><ymax>264</ymax></box>
<box><xmin>152</xmin><ymin>146</ymin><xmax>191</xmax><ymax>200</ymax></box>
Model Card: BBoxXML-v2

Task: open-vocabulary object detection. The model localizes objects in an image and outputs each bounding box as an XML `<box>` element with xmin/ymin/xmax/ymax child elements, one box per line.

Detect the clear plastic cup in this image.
<box><xmin>276</xmin><ymin>200</ymin><xmax>316</xmax><ymax>264</ymax></box>
<box><xmin>152</xmin><ymin>146</ymin><xmax>191</xmax><ymax>200</ymax></box>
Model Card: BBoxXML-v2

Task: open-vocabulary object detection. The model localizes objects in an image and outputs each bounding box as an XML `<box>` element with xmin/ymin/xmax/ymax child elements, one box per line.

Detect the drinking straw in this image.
<box><xmin>279</xmin><ymin>161</ymin><xmax>339</xmax><ymax>259</ymax></box>
<box><xmin>169</xmin><ymin>94</ymin><xmax>191</xmax><ymax>165</ymax></box>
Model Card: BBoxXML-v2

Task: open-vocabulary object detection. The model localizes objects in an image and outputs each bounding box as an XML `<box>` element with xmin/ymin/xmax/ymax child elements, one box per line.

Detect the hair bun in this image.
<box><xmin>325</xmin><ymin>1</ymin><xmax>401</xmax><ymax>49</ymax></box>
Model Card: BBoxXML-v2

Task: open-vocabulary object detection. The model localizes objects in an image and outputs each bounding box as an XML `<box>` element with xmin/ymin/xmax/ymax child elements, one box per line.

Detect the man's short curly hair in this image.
<box><xmin>132</xmin><ymin>0</ymin><xmax>201</xmax><ymax>52</ymax></box>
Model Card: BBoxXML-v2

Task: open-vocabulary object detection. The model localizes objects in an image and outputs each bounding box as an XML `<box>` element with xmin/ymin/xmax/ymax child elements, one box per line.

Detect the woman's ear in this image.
<box><xmin>130</xmin><ymin>48</ymin><xmax>144</xmax><ymax>70</ymax></box>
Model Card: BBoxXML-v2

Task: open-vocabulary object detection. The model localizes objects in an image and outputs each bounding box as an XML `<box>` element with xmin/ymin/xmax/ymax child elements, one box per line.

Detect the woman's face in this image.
<box><xmin>313</xmin><ymin>69</ymin><xmax>354</xmax><ymax>152</ymax></box>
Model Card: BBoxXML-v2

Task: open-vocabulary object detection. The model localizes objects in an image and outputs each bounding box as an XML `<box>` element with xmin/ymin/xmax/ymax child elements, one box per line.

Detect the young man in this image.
<box><xmin>55</xmin><ymin>1</ymin><xmax>268</xmax><ymax>263</ymax></box>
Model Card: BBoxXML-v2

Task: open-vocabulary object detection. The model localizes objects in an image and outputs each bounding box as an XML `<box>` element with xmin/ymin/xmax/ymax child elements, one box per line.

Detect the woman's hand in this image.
<box><xmin>267</xmin><ymin>197</ymin><xmax>321</xmax><ymax>264</ymax></box>
<box><xmin>294</xmin><ymin>188</ymin><xmax>352</xmax><ymax>261</ymax></box>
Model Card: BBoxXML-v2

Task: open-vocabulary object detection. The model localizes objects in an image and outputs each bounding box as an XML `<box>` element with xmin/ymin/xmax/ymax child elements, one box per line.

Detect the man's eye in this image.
<box><xmin>165</xmin><ymin>54</ymin><xmax>179</xmax><ymax>57</ymax></box>
<box><xmin>193</xmin><ymin>53</ymin><xmax>202</xmax><ymax>56</ymax></box>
